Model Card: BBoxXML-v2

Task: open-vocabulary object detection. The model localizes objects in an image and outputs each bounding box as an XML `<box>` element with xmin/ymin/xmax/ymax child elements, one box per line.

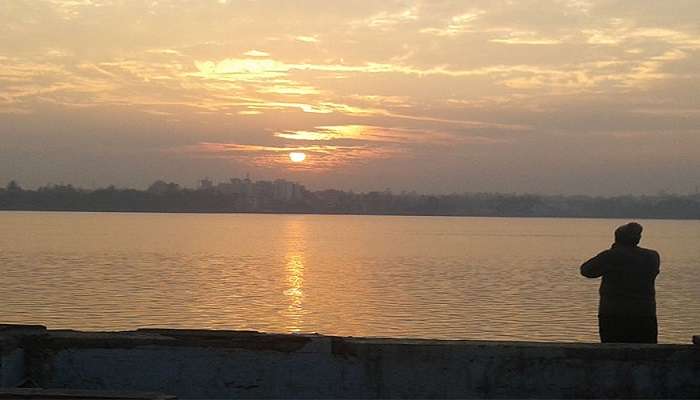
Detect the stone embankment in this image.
<box><xmin>1</xmin><ymin>325</ymin><xmax>699</xmax><ymax>399</ymax></box>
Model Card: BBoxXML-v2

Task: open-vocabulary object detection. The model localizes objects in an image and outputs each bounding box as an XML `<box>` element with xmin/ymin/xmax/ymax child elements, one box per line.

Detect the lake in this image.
<box><xmin>0</xmin><ymin>211</ymin><xmax>698</xmax><ymax>343</ymax></box>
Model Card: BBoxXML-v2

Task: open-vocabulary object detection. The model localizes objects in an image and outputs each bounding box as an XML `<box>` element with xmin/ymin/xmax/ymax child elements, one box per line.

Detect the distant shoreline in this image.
<box><xmin>1</xmin><ymin>208</ymin><xmax>698</xmax><ymax>221</ymax></box>
<box><xmin>2</xmin><ymin>182</ymin><xmax>699</xmax><ymax>220</ymax></box>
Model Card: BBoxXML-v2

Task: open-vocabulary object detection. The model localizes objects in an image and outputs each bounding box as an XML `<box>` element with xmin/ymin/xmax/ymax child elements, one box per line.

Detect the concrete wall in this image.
<box><xmin>0</xmin><ymin>339</ymin><xmax>24</xmax><ymax>388</ymax></box>
<box><xmin>0</xmin><ymin>325</ymin><xmax>46</xmax><ymax>388</ymax></box>
<box><xmin>1</xmin><ymin>326</ymin><xmax>699</xmax><ymax>399</ymax></box>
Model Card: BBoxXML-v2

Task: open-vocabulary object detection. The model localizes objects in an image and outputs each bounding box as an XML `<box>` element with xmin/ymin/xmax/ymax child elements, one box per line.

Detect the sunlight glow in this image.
<box><xmin>289</xmin><ymin>152</ymin><xmax>307</xmax><ymax>163</ymax></box>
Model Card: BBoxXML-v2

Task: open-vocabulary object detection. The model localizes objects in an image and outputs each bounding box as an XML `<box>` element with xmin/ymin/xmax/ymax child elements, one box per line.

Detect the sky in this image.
<box><xmin>2</xmin><ymin>0</ymin><xmax>700</xmax><ymax>195</ymax></box>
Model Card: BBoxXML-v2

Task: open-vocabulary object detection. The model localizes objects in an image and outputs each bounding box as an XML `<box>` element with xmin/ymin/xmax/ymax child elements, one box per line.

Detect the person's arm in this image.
<box><xmin>652</xmin><ymin>250</ymin><xmax>660</xmax><ymax>276</ymax></box>
<box><xmin>581</xmin><ymin>250</ymin><xmax>610</xmax><ymax>278</ymax></box>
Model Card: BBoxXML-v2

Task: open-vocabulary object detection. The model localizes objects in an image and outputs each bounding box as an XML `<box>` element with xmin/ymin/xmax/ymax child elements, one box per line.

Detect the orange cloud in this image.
<box><xmin>179</xmin><ymin>142</ymin><xmax>400</xmax><ymax>170</ymax></box>
<box><xmin>275</xmin><ymin>125</ymin><xmax>512</xmax><ymax>145</ymax></box>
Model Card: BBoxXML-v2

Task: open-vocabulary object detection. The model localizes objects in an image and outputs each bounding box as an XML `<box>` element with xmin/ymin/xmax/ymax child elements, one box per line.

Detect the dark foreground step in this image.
<box><xmin>0</xmin><ymin>388</ymin><xmax>175</xmax><ymax>400</ymax></box>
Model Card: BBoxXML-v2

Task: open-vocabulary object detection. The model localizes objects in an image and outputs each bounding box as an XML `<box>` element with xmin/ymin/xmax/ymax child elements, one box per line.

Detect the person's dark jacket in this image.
<box><xmin>581</xmin><ymin>244</ymin><xmax>660</xmax><ymax>316</ymax></box>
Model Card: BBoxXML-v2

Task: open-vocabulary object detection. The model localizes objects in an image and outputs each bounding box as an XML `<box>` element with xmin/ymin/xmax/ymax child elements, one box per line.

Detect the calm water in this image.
<box><xmin>0</xmin><ymin>211</ymin><xmax>698</xmax><ymax>343</ymax></box>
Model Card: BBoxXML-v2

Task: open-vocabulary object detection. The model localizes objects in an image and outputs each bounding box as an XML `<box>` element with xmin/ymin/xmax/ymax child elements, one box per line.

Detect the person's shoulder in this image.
<box><xmin>595</xmin><ymin>248</ymin><xmax>614</xmax><ymax>258</ymax></box>
<box><xmin>637</xmin><ymin>246</ymin><xmax>659</xmax><ymax>255</ymax></box>
<box><xmin>637</xmin><ymin>247</ymin><xmax>660</xmax><ymax>260</ymax></box>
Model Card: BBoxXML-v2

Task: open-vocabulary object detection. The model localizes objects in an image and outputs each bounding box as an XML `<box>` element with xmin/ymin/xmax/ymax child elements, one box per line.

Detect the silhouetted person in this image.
<box><xmin>581</xmin><ymin>222</ymin><xmax>660</xmax><ymax>343</ymax></box>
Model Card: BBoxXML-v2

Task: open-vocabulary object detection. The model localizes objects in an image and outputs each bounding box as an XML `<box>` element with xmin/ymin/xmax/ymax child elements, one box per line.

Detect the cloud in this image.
<box><xmin>257</xmin><ymin>84</ymin><xmax>320</xmax><ymax>96</ymax></box>
<box><xmin>359</xmin><ymin>5</ymin><xmax>419</xmax><ymax>30</ymax></box>
<box><xmin>294</xmin><ymin>36</ymin><xmax>319</xmax><ymax>43</ymax></box>
<box><xmin>274</xmin><ymin>125</ymin><xmax>510</xmax><ymax>145</ymax></box>
<box><xmin>180</xmin><ymin>142</ymin><xmax>399</xmax><ymax>170</ymax></box>
<box><xmin>243</xmin><ymin>50</ymin><xmax>270</xmax><ymax>57</ymax></box>
<box><xmin>490</xmin><ymin>31</ymin><xmax>563</xmax><ymax>45</ymax></box>
<box><xmin>420</xmin><ymin>10</ymin><xmax>485</xmax><ymax>36</ymax></box>
<box><xmin>583</xmin><ymin>24</ymin><xmax>700</xmax><ymax>48</ymax></box>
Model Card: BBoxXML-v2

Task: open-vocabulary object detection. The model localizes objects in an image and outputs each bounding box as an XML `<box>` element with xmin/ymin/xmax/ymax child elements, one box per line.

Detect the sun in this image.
<box><xmin>289</xmin><ymin>152</ymin><xmax>306</xmax><ymax>163</ymax></box>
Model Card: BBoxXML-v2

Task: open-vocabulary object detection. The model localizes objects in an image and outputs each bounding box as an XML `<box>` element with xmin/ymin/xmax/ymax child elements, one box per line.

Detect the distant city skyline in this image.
<box><xmin>5</xmin><ymin>175</ymin><xmax>700</xmax><ymax>198</ymax></box>
<box><xmin>2</xmin><ymin>1</ymin><xmax>700</xmax><ymax>195</ymax></box>
<box><xmin>5</xmin><ymin>166</ymin><xmax>700</xmax><ymax>197</ymax></box>
<box><xmin>3</xmin><ymin>174</ymin><xmax>700</xmax><ymax>219</ymax></box>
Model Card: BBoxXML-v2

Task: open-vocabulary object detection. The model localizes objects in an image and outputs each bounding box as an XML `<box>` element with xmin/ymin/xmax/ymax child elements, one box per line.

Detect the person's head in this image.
<box><xmin>614</xmin><ymin>222</ymin><xmax>643</xmax><ymax>246</ymax></box>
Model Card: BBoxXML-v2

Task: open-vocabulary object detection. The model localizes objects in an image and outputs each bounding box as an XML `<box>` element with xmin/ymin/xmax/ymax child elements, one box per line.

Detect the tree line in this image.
<box><xmin>1</xmin><ymin>180</ymin><xmax>699</xmax><ymax>219</ymax></box>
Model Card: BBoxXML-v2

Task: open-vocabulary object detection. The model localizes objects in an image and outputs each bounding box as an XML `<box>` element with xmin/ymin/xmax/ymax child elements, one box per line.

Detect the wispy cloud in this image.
<box><xmin>243</xmin><ymin>50</ymin><xmax>270</xmax><ymax>57</ymax></box>
<box><xmin>420</xmin><ymin>10</ymin><xmax>485</xmax><ymax>36</ymax></box>
<box><xmin>490</xmin><ymin>31</ymin><xmax>563</xmax><ymax>45</ymax></box>
<box><xmin>360</xmin><ymin>5</ymin><xmax>419</xmax><ymax>30</ymax></box>
<box><xmin>180</xmin><ymin>142</ymin><xmax>399</xmax><ymax>170</ymax></box>
<box><xmin>294</xmin><ymin>36</ymin><xmax>319</xmax><ymax>43</ymax></box>
<box><xmin>274</xmin><ymin>125</ymin><xmax>510</xmax><ymax>145</ymax></box>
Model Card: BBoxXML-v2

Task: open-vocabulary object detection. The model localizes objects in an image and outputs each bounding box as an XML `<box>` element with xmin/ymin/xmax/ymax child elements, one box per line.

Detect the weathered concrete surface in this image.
<box><xmin>0</xmin><ymin>339</ymin><xmax>23</xmax><ymax>388</ymax></box>
<box><xmin>0</xmin><ymin>325</ymin><xmax>46</xmax><ymax>388</ymax></box>
<box><xmin>1</xmin><ymin>326</ymin><xmax>699</xmax><ymax>399</ymax></box>
<box><xmin>0</xmin><ymin>388</ymin><xmax>175</xmax><ymax>399</ymax></box>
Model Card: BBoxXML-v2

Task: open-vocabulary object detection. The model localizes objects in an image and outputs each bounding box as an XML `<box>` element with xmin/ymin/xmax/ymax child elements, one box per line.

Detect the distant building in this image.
<box><xmin>198</xmin><ymin>176</ymin><xmax>304</xmax><ymax>201</ymax></box>
<box><xmin>242</xmin><ymin>176</ymin><xmax>253</xmax><ymax>196</ymax></box>
<box><xmin>216</xmin><ymin>178</ymin><xmax>245</xmax><ymax>195</ymax></box>
<box><xmin>293</xmin><ymin>183</ymin><xmax>304</xmax><ymax>200</ymax></box>
<box><xmin>5</xmin><ymin>180</ymin><xmax>22</xmax><ymax>192</ymax></box>
<box><xmin>273</xmin><ymin>179</ymin><xmax>305</xmax><ymax>201</ymax></box>
<box><xmin>254</xmin><ymin>180</ymin><xmax>274</xmax><ymax>198</ymax></box>
<box><xmin>230</xmin><ymin>178</ymin><xmax>243</xmax><ymax>192</ymax></box>
<box><xmin>199</xmin><ymin>178</ymin><xmax>213</xmax><ymax>190</ymax></box>
<box><xmin>273</xmin><ymin>179</ymin><xmax>291</xmax><ymax>201</ymax></box>
<box><xmin>148</xmin><ymin>180</ymin><xmax>180</xmax><ymax>194</ymax></box>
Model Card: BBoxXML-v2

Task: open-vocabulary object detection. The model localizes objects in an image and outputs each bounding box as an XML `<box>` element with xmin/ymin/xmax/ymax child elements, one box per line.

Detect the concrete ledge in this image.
<box><xmin>1</xmin><ymin>327</ymin><xmax>699</xmax><ymax>399</ymax></box>
<box><xmin>0</xmin><ymin>388</ymin><xmax>175</xmax><ymax>399</ymax></box>
<box><xmin>0</xmin><ymin>325</ymin><xmax>47</xmax><ymax>334</ymax></box>
<box><xmin>0</xmin><ymin>335</ymin><xmax>25</xmax><ymax>388</ymax></box>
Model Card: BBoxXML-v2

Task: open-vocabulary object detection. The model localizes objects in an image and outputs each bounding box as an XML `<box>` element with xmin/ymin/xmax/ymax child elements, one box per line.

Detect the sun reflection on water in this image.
<box><xmin>280</xmin><ymin>218</ymin><xmax>308</xmax><ymax>332</ymax></box>
<box><xmin>283</xmin><ymin>253</ymin><xmax>305</xmax><ymax>332</ymax></box>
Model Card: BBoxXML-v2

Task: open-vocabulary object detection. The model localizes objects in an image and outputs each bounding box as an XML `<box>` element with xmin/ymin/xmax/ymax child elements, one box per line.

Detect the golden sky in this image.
<box><xmin>2</xmin><ymin>0</ymin><xmax>700</xmax><ymax>194</ymax></box>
